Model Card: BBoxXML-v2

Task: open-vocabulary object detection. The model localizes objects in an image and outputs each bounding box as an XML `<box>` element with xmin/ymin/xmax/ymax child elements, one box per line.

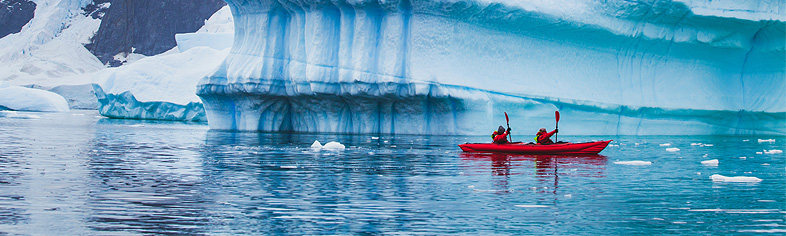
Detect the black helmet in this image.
<box><xmin>498</xmin><ymin>125</ymin><xmax>505</xmax><ymax>133</ymax></box>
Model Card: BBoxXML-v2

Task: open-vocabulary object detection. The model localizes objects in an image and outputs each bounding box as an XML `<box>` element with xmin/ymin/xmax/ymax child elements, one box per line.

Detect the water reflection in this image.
<box><xmin>460</xmin><ymin>153</ymin><xmax>607</xmax><ymax>194</ymax></box>
<box><xmin>0</xmin><ymin>112</ymin><xmax>784</xmax><ymax>234</ymax></box>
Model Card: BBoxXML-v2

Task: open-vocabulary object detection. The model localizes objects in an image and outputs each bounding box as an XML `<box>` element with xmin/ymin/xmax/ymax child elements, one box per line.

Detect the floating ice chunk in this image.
<box><xmin>666</xmin><ymin>148</ymin><xmax>680</xmax><ymax>152</ymax></box>
<box><xmin>280</xmin><ymin>166</ymin><xmax>298</xmax><ymax>169</ymax></box>
<box><xmin>514</xmin><ymin>205</ymin><xmax>549</xmax><ymax>208</ymax></box>
<box><xmin>311</xmin><ymin>140</ymin><xmax>322</xmax><ymax>149</ymax></box>
<box><xmin>614</xmin><ymin>161</ymin><xmax>652</xmax><ymax>166</ymax></box>
<box><xmin>743</xmin><ymin>139</ymin><xmax>750</xmax><ymax>142</ymax></box>
<box><xmin>710</xmin><ymin>174</ymin><xmax>762</xmax><ymax>183</ymax></box>
<box><xmin>660</xmin><ymin>143</ymin><xmax>671</xmax><ymax>147</ymax></box>
<box><xmin>703</xmin><ymin>144</ymin><xmax>714</xmax><ymax>147</ymax></box>
<box><xmin>371</xmin><ymin>137</ymin><xmax>379</xmax><ymax>140</ymax></box>
<box><xmin>763</xmin><ymin>149</ymin><xmax>782</xmax><ymax>154</ymax></box>
<box><xmin>758</xmin><ymin>139</ymin><xmax>775</xmax><ymax>143</ymax></box>
<box><xmin>0</xmin><ymin>111</ymin><xmax>41</xmax><ymax>119</ymax></box>
<box><xmin>701</xmin><ymin>159</ymin><xmax>719</xmax><ymax>166</ymax></box>
<box><xmin>691</xmin><ymin>143</ymin><xmax>702</xmax><ymax>146</ymax></box>
<box><xmin>322</xmin><ymin>141</ymin><xmax>345</xmax><ymax>150</ymax></box>
<box><xmin>739</xmin><ymin>229</ymin><xmax>786</xmax><ymax>233</ymax></box>
<box><xmin>756</xmin><ymin>151</ymin><xmax>763</xmax><ymax>154</ymax></box>
<box><xmin>739</xmin><ymin>157</ymin><xmax>747</xmax><ymax>160</ymax></box>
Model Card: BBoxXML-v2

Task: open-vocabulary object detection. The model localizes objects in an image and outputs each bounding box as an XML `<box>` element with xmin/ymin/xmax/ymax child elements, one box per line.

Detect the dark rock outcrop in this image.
<box><xmin>85</xmin><ymin>0</ymin><xmax>226</xmax><ymax>67</ymax></box>
<box><xmin>0</xmin><ymin>0</ymin><xmax>36</xmax><ymax>39</ymax></box>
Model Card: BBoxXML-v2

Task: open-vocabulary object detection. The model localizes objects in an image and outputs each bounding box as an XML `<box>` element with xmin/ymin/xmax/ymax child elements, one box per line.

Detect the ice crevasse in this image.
<box><xmin>197</xmin><ymin>0</ymin><xmax>785</xmax><ymax>135</ymax></box>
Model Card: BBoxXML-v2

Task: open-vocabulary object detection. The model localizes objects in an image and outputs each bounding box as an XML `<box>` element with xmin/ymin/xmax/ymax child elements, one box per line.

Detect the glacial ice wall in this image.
<box><xmin>197</xmin><ymin>0</ymin><xmax>785</xmax><ymax>135</ymax></box>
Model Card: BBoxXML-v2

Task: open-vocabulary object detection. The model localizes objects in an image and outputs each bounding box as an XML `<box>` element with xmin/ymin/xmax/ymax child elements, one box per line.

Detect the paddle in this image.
<box><xmin>555</xmin><ymin>111</ymin><xmax>560</xmax><ymax>142</ymax></box>
<box><xmin>504</xmin><ymin>112</ymin><xmax>512</xmax><ymax>142</ymax></box>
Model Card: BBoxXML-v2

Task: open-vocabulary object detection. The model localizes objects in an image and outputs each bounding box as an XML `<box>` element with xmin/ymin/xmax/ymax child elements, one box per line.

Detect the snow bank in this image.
<box><xmin>701</xmin><ymin>159</ymin><xmax>719</xmax><ymax>166</ymax></box>
<box><xmin>0</xmin><ymin>84</ymin><xmax>69</xmax><ymax>112</ymax></box>
<box><xmin>614</xmin><ymin>161</ymin><xmax>652</xmax><ymax>166</ymax></box>
<box><xmin>710</xmin><ymin>174</ymin><xmax>762</xmax><ymax>183</ymax></box>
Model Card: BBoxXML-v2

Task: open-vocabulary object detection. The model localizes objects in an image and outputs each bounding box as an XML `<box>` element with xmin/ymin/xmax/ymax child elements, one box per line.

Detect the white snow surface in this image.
<box><xmin>614</xmin><ymin>161</ymin><xmax>652</xmax><ymax>166</ymax></box>
<box><xmin>91</xmin><ymin>47</ymin><xmax>228</xmax><ymax>104</ymax></box>
<box><xmin>710</xmin><ymin>174</ymin><xmax>762</xmax><ymax>183</ymax></box>
<box><xmin>0</xmin><ymin>83</ymin><xmax>69</xmax><ymax>112</ymax></box>
<box><xmin>0</xmin><ymin>0</ymin><xmax>104</xmax><ymax>87</ymax></box>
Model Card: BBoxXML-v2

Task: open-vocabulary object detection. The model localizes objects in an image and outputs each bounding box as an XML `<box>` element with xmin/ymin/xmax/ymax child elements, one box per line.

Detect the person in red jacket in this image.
<box><xmin>535</xmin><ymin>128</ymin><xmax>558</xmax><ymax>145</ymax></box>
<box><xmin>492</xmin><ymin>125</ymin><xmax>511</xmax><ymax>144</ymax></box>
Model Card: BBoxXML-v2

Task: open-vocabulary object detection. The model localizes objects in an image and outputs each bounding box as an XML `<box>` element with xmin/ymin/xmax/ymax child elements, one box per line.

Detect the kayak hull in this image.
<box><xmin>459</xmin><ymin>140</ymin><xmax>612</xmax><ymax>155</ymax></box>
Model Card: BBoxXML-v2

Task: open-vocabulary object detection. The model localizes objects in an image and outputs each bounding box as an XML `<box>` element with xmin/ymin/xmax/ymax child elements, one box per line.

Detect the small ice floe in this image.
<box><xmin>371</xmin><ymin>137</ymin><xmax>379</xmax><ymax>140</ymax></box>
<box><xmin>280</xmin><ymin>165</ymin><xmax>298</xmax><ymax>169</ymax></box>
<box><xmin>739</xmin><ymin>157</ymin><xmax>747</xmax><ymax>160</ymax></box>
<box><xmin>758</xmin><ymin>139</ymin><xmax>775</xmax><ymax>143</ymax></box>
<box><xmin>691</xmin><ymin>143</ymin><xmax>702</xmax><ymax>146</ymax></box>
<box><xmin>659</xmin><ymin>143</ymin><xmax>671</xmax><ymax>147</ymax></box>
<box><xmin>763</xmin><ymin>149</ymin><xmax>783</xmax><ymax>154</ymax></box>
<box><xmin>0</xmin><ymin>111</ymin><xmax>41</xmax><ymax>119</ymax></box>
<box><xmin>701</xmin><ymin>159</ymin><xmax>719</xmax><ymax>166</ymax></box>
<box><xmin>710</xmin><ymin>174</ymin><xmax>762</xmax><ymax>183</ymax></box>
<box><xmin>703</xmin><ymin>144</ymin><xmax>714</xmax><ymax>147</ymax></box>
<box><xmin>666</xmin><ymin>148</ymin><xmax>680</xmax><ymax>152</ymax></box>
<box><xmin>743</xmin><ymin>139</ymin><xmax>750</xmax><ymax>142</ymax></box>
<box><xmin>311</xmin><ymin>140</ymin><xmax>322</xmax><ymax>149</ymax></box>
<box><xmin>310</xmin><ymin>140</ymin><xmax>346</xmax><ymax>150</ymax></box>
<box><xmin>514</xmin><ymin>205</ymin><xmax>549</xmax><ymax>208</ymax></box>
<box><xmin>614</xmin><ymin>161</ymin><xmax>652</xmax><ymax>166</ymax></box>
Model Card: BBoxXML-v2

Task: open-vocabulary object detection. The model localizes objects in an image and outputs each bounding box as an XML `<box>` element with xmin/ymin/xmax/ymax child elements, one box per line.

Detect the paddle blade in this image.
<box><xmin>505</xmin><ymin>112</ymin><xmax>509</xmax><ymax>123</ymax></box>
<box><xmin>555</xmin><ymin>111</ymin><xmax>560</xmax><ymax>123</ymax></box>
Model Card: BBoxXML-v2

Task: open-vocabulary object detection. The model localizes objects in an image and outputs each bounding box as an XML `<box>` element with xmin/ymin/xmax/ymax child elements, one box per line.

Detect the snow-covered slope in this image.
<box><xmin>0</xmin><ymin>0</ymin><xmax>104</xmax><ymax>87</ymax></box>
<box><xmin>197</xmin><ymin>0</ymin><xmax>785</xmax><ymax>135</ymax></box>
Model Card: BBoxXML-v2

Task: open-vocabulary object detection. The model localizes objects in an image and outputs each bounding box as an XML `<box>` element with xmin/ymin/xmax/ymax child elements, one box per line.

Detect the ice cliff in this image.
<box><xmin>197</xmin><ymin>0</ymin><xmax>784</xmax><ymax>135</ymax></box>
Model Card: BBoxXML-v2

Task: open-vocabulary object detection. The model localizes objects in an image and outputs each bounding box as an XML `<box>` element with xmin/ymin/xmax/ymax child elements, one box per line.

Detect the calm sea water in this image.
<box><xmin>0</xmin><ymin>110</ymin><xmax>784</xmax><ymax>235</ymax></box>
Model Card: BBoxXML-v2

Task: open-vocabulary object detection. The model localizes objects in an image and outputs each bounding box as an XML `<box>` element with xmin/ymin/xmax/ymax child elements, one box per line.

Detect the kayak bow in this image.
<box><xmin>459</xmin><ymin>140</ymin><xmax>612</xmax><ymax>155</ymax></box>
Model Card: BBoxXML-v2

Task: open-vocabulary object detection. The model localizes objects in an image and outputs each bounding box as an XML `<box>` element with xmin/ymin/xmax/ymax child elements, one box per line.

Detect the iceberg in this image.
<box><xmin>196</xmin><ymin>0</ymin><xmax>785</xmax><ymax>135</ymax></box>
<box><xmin>86</xmin><ymin>6</ymin><xmax>233</xmax><ymax>122</ymax></box>
<box><xmin>0</xmin><ymin>82</ymin><xmax>69</xmax><ymax>112</ymax></box>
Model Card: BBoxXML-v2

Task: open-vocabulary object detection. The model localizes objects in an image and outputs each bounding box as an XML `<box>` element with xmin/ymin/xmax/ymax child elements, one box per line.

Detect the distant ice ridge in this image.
<box><xmin>198</xmin><ymin>0</ymin><xmax>785</xmax><ymax>134</ymax></box>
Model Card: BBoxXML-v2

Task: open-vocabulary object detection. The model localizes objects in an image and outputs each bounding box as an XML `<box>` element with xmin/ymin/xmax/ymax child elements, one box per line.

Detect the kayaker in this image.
<box><xmin>492</xmin><ymin>125</ymin><xmax>511</xmax><ymax>144</ymax></box>
<box><xmin>535</xmin><ymin>128</ymin><xmax>558</xmax><ymax>145</ymax></box>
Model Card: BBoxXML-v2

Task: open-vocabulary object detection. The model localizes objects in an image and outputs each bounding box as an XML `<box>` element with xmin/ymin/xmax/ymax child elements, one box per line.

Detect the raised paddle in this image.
<box><xmin>504</xmin><ymin>112</ymin><xmax>512</xmax><ymax>142</ymax></box>
<box><xmin>555</xmin><ymin>111</ymin><xmax>560</xmax><ymax>142</ymax></box>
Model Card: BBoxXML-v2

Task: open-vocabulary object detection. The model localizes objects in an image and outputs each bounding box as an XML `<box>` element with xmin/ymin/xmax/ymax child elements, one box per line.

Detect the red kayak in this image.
<box><xmin>459</xmin><ymin>140</ymin><xmax>612</xmax><ymax>155</ymax></box>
